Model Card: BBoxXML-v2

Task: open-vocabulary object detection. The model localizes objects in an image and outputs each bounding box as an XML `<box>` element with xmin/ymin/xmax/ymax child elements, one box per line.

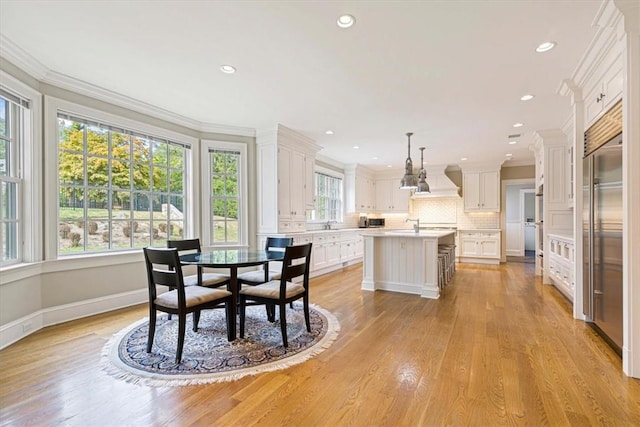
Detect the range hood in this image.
<box><xmin>412</xmin><ymin>166</ymin><xmax>460</xmax><ymax>198</ymax></box>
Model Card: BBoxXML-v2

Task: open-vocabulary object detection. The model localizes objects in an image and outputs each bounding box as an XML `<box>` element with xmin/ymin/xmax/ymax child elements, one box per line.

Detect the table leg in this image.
<box><xmin>228</xmin><ymin>266</ymin><xmax>238</xmax><ymax>339</ymax></box>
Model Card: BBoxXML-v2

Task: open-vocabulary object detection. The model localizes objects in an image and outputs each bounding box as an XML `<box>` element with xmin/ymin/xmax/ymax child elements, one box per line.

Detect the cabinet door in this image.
<box><xmin>375</xmin><ymin>179</ymin><xmax>394</xmax><ymax>211</ymax></box>
<box><xmin>290</xmin><ymin>150</ymin><xmax>306</xmax><ymax>220</ymax></box>
<box><xmin>326</xmin><ymin>242</ymin><xmax>341</xmax><ymax>265</ymax></box>
<box><xmin>305</xmin><ymin>154</ymin><xmax>315</xmax><ymax>210</ymax></box>
<box><xmin>460</xmin><ymin>237</ymin><xmax>480</xmax><ymax>256</ymax></box>
<box><xmin>391</xmin><ymin>183</ymin><xmax>409</xmax><ymax>212</ymax></box>
<box><xmin>463</xmin><ymin>173</ymin><xmax>481</xmax><ymax>211</ymax></box>
<box><xmin>479</xmin><ymin>239</ymin><xmax>500</xmax><ymax>257</ymax></box>
<box><xmin>480</xmin><ymin>171</ymin><xmax>499</xmax><ymax>211</ymax></box>
<box><xmin>546</xmin><ymin>145</ymin><xmax>568</xmax><ymax>208</ymax></box>
<box><xmin>278</xmin><ymin>147</ymin><xmax>292</xmax><ymax>220</ymax></box>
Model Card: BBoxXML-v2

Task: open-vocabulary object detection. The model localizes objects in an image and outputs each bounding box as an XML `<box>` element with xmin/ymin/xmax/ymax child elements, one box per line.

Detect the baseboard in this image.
<box><xmin>0</xmin><ymin>288</ymin><xmax>147</xmax><ymax>350</ymax></box>
<box><xmin>458</xmin><ymin>257</ymin><xmax>500</xmax><ymax>265</ymax></box>
<box><xmin>506</xmin><ymin>249</ymin><xmax>524</xmax><ymax>256</ymax></box>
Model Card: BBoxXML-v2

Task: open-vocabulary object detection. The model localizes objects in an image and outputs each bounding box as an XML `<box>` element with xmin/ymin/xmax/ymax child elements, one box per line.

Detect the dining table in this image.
<box><xmin>179</xmin><ymin>249</ymin><xmax>286</xmax><ymax>339</ymax></box>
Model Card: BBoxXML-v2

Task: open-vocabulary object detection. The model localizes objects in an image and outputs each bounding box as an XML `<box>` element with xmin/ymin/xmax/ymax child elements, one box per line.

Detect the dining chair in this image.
<box><xmin>143</xmin><ymin>247</ymin><xmax>235</xmax><ymax>364</ymax></box>
<box><xmin>237</xmin><ymin>237</ymin><xmax>293</xmax><ymax>286</ymax></box>
<box><xmin>168</xmin><ymin>238</ymin><xmax>230</xmax><ymax>288</ymax></box>
<box><xmin>239</xmin><ymin>243</ymin><xmax>312</xmax><ymax>347</ymax></box>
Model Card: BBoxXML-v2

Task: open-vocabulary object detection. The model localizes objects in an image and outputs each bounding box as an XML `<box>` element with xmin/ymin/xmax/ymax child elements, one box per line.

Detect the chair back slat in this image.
<box><xmin>143</xmin><ymin>247</ymin><xmax>186</xmax><ymax>307</ymax></box>
<box><xmin>265</xmin><ymin>237</ymin><xmax>293</xmax><ymax>252</ymax></box>
<box><xmin>280</xmin><ymin>243</ymin><xmax>312</xmax><ymax>297</ymax></box>
<box><xmin>168</xmin><ymin>238</ymin><xmax>202</xmax><ymax>253</ymax></box>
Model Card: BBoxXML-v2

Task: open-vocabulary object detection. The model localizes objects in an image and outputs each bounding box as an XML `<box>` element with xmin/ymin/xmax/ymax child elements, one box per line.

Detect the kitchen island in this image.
<box><xmin>361</xmin><ymin>230</ymin><xmax>456</xmax><ymax>299</ymax></box>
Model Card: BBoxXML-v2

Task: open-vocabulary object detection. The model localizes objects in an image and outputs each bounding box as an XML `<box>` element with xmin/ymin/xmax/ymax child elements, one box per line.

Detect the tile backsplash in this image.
<box><xmin>412</xmin><ymin>197</ymin><xmax>500</xmax><ymax>229</ymax></box>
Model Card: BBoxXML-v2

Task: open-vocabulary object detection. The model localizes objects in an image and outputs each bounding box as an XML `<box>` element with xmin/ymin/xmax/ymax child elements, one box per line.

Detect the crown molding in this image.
<box><xmin>0</xmin><ymin>35</ymin><xmax>255</xmax><ymax>138</ymax></box>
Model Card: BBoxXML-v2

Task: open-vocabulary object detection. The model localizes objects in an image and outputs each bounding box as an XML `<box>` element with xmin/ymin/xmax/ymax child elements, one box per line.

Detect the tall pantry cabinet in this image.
<box><xmin>257</xmin><ymin>124</ymin><xmax>321</xmax><ymax>233</ymax></box>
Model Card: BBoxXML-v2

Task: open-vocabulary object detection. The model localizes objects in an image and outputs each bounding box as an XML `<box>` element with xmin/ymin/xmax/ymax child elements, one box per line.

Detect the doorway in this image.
<box><xmin>505</xmin><ymin>183</ymin><xmax>535</xmax><ymax>263</ymax></box>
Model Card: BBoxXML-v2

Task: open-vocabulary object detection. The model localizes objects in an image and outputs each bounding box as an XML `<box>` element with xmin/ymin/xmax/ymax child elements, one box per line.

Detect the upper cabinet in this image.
<box><xmin>375</xmin><ymin>178</ymin><xmax>409</xmax><ymax>213</ymax></box>
<box><xmin>584</xmin><ymin>54</ymin><xmax>623</xmax><ymax>129</ymax></box>
<box><xmin>462</xmin><ymin>168</ymin><xmax>500</xmax><ymax>212</ymax></box>
<box><xmin>345</xmin><ymin>165</ymin><xmax>376</xmax><ymax>213</ymax></box>
<box><xmin>257</xmin><ymin>124</ymin><xmax>321</xmax><ymax>233</ymax></box>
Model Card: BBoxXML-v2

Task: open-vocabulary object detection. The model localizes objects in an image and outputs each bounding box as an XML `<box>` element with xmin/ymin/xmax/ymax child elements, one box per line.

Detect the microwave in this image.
<box><xmin>367</xmin><ymin>218</ymin><xmax>385</xmax><ymax>228</ymax></box>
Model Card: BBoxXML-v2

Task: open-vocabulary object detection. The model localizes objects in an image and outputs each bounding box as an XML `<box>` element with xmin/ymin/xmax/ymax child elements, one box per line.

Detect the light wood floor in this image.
<box><xmin>1</xmin><ymin>262</ymin><xmax>639</xmax><ymax>426</ymax></box>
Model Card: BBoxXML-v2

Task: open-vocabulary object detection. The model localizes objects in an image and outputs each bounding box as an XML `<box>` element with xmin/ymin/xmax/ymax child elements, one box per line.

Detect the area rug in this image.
<box><xmin>101</xmin><ymin>303</ymin><xmax>339</xmax><ymax>387</ymax></box>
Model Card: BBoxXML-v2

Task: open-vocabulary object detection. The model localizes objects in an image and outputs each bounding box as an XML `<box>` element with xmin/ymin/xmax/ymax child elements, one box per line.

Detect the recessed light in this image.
<box><xmin>337</xmin><ymin>14</ymin><xmax>356</xmax><ymax>28</ymax></box>
<box><xmin>536</xmin><ymin>41</ymin><xmax>556</xmax><ymax>53</ymax></box>
<box><xmin>513</xmin><ymin>122</ymin><xmax>524</xmax><ymax>128</ymax></box>
<box><xmin>387</xmin><ymin>165</ymin><xmax>392</xmax><ymax>168</ymax></box>
<box><xmin>461</xmin><ymin>157</ymin><xmax>468</xmax><ymax>161</ymax></box>
<box><xmin>325</xmin><ymin>130</ymin><xmax>334</xmax><ymax>135</ymax></box>
<box><xmin>520</xmin><ymin>94</ymin><xmax>535</xmax><ymax>101</ymax></box>
<box><xmin>509</xmin><ymin>141</ymin><xmax>517</xmax><ymax>145</ymax></box>
<box><xmin>506</xmin><ymin>153</ymin><xmax>513</xmax><ymax>157</ymax></box>
<box><xmin>220</xmin><ymin>65</ymin><xmax>236</xmax><ymax>74</ymax></box>
<box><xmin>372</xmin><ymin>156</ymin><xmax>378</xmax><ymax>160</ymax></box>
<box><xmin>353</xmin><ymin>145</ymin><xmax>359</xmax><ymax>149</ymax></box>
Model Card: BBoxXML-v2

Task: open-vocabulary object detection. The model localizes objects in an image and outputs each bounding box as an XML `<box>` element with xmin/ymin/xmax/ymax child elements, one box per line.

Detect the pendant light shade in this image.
<box><xmin>399</xmin><ymin>132</ymin><xmax>418</xmax><ymax>189</ymax></box>
<box><xmin>415</xmin><ymin>147</ymin><xmax>430</xmax><ymax>194</ymax></box>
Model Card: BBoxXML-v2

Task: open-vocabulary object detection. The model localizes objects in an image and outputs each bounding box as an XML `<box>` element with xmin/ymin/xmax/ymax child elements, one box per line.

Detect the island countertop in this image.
<box><xmin>362</xmin><ymin>229</ymin><xmax>456</xmax><ymax>238</ymax></box>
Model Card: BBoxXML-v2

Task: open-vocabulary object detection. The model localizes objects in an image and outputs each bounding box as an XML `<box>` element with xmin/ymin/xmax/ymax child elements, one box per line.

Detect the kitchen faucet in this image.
<box><xmin>324</xmin><ymin>220</ymin><xmax>337</xmax><ymax>230</ymax></box>
<box><xmin>406</xmin><ymin>218</ymin><xmax>420</xmax><ymax>233</ymax></box>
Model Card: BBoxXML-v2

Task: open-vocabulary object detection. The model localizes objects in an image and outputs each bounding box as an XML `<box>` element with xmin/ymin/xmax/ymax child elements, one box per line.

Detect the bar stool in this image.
<box><xmin>437</xmin><ymin>253</ymin><xmax>447</xmax><ymax>291</ymax></box>
<box><xmin>438</xmin><ymin>244</ymin><xmax>455</xmax><ymax>284</ymax></box>
<box><xmin>438</xmin><ymin>248</ymin><xmax>451</xmax><ymax>286</ymax></box>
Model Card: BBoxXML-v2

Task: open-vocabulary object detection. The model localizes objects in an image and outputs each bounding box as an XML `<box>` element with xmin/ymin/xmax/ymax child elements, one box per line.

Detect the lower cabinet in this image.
<box><xmin>258</xmin><ymin>229</ymin><xmax>364</xmax><ymax>277</ymax></box>
<box><xmin>548</xmin><ymin>234</ymin><xmax>574</xmax><ymax>301</ymax></box>
<box><xmin>458</xmin><ymin>230</ymin><xmax>501</xmax><ymax>265</ymax></box>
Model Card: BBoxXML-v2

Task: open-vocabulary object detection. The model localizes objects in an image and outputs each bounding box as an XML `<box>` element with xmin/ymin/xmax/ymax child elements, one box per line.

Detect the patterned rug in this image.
<box><xmin>101</xmin><ymin>303</ymin><xmax>339</xmax><ymax>387</ymax></box>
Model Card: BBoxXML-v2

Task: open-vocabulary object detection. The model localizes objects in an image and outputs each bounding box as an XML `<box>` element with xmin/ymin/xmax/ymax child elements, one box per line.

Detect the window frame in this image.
<box><xmin>0</xmin><ymin>71</ymin><xmax>42</xmax><ymax>267</ymax></box>
<box><xmin>44</xmin><ymin>96</ymin><xmax>198</xmax><ymax>259</ymax></box>
<box><xmin>311</xmin><ymin>165</ymin><xmax>344</xmax><ymax>223</ymax></box>
<box><xmin>201</xmin><ymin>139</ymin><xmax>248</xmax><ymax>248</ymax></box>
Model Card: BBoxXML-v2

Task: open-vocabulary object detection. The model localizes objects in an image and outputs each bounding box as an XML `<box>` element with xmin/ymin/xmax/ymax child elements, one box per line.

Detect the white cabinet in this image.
<box><xmin>312</xmin><ymin>232</ymin><xmax>340</xmax><ymax>271</ymax></box>
<box><xmin>463</xmin><ymin>170</ymin><xmax>500</xmax><ymax>212</ymax></box>
<box><xmin>545</xmin><ymin>143</ymin><xmax>573</xmax><ymax>210</ymax></box>
<box><xmin>305</xmin><ymin>154</ymin><xmax>315</xmax><ymax>210</ymax></box>
<box><xmin>458</xmin><ymin>230</ymin><xmax>501</xmax><ymax>264</ymax></box>
<box><xmin>345</xmin><ymin>165</ymin><xmax>376</xmax><ymax>213</ymax></box>
<box><xmin>257</xmin><ymin>124</ymin><xmax>321</xmax><ymax>234</ymax></box>
<box><xmin>278</xmin><ymin>145</ymin><xmax>306</xmax><ymax>225</ymax></box>
<box><xmin>548</xmin><ymin>234</ymin><xmax>574</xmax><ymax>301</ymax></box>
<box><xmin>375</xmin><ymin>178</ymin><xmax>409</xmax><ymax>213</ymax></box>
<box><xmin>584</xmin><ymin>59</ymin><xmax>623</xmax><ymax>128</ymax></box>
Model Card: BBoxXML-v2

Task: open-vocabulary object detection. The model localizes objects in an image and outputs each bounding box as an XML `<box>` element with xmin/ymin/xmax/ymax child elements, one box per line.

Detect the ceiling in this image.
<box><xmin>0</xmin><ymin>0</ymin><xmax>602</xmax><ymax>170</ymax></box>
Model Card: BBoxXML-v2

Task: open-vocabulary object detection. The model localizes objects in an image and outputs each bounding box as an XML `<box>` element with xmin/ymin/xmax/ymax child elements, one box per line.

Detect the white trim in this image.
<box><xmin>500</xmin><ymin>178</ymin><xmax>535</xmax><ymax>262</ymax></box>
<box><xmin>0</xmin><ymin>35</ymin><xmax>256</xmax><ymax>138</ymax></box>
<box><xmin>0</xmin><ymin>288</ymin><xmax>147</xmax><ymax>350</ymax></box>
<box><xmin>0</xmin><ymin>70</ymin><xmax>43</xmax><ymax>265</ymax></box>
<box><xmin>201</xmin><ymin>139</ymin><xmax>248</xmax><ymax>247</ymax></box>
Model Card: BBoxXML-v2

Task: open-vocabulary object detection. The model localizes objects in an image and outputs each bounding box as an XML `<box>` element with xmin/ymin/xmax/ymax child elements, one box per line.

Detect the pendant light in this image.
<box><xmin>415</xmin><ymin>147</ymin><xmax>430</xmax><ymax>194</ymax></box>
<box><xmin>399</xmin><ymin>132</ymin><xmax>418</xmax><ymax>189</ymax></box>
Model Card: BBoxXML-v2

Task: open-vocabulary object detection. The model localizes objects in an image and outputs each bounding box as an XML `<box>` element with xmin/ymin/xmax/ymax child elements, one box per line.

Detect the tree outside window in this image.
<box><xmin>57</xmin><ymin>114</ymin><xmax>188</xmax><ymax>254</ymax></box>
<box><xmin>210</xmin><ymin>150</ymin><xmax>240</xmax><ymax>244</ymax></box>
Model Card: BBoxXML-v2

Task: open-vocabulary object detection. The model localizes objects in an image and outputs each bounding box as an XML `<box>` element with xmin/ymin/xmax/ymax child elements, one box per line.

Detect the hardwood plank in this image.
<box><xmin>1</xmin><ymin>262</ymin><xmax>639</xmax><ymax>426</ymax></box>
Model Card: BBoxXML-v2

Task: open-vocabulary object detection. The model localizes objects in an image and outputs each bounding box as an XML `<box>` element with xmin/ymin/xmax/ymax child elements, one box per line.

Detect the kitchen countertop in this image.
<box><xmin>457</xmin><ymin>228</ymin><xmax>501</xmax><ymax>232</ymax></box>
<box><xmin>362</xmin><ymin>229</ymin><xmax>456</xmax><ymax>238</ymax></box>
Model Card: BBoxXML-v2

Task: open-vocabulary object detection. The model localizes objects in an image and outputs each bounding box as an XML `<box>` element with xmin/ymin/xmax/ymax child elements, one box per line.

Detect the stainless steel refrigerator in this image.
<box><xmin>583</xmin><ymin>132</ymin><xmax>623</xmax><ymax>352</ymax></box>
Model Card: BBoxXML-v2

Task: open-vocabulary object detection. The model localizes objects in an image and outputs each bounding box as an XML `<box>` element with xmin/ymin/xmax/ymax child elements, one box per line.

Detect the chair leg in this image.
<box><xmin>279</xmin><ymin>303</ymin><xmax>288</xmax><ymax>347</ymax></box>
<box><xmin>147</xmin><ymin>308</ymin><xmax>157</xmax><ymax>353</ymax></box>
<box><xmin>225</xmin><ymin>301</ymin><xmax>234</xmax><ymax>341</ymax></box>
<box><xmin>239</xmin><ymin>296</ymin><xmax>246</xmax><ymax>339</ymax></box>
<box><xmin>303</xmin><ymin>296</ymin><xmax>311</xmax><ymax>332</ymax></box>
<box><xmin>193</xmin><ymin>310</ymin><xmax>201</xmax><ymax>332</ymax></box>
<box><xmin>176</xmin><ymin>313</ymin><xmax>186</xmax><ymax>364</ymax></box>
<box><xmin>266</xmin><ymin>303</ymin><xmax>275</xmax><ymax>322</ymax></box>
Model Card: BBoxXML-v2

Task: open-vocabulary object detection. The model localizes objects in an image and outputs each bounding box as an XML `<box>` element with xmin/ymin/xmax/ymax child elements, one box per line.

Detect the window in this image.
<box><xmin>315</xmin><ymin>171</ymin><xmax>343</xmax><ymax>222</ymax></box>
<box><xmin>202</xmin><ymin>140</ymin><xmax>247</xmax><ymax>247</ymax></box>
<box><xmin>56</xmin><ymin>113</ymin><xmax>189</xmax><ymax>254</ymax></box>
<box><xmin>0</xmin><ymin>91</ymin><xmax>27</xmax><ymax>265</ymax></box>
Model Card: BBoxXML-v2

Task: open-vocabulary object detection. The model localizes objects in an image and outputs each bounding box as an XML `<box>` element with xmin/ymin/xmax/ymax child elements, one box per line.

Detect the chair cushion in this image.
<box><xmin>237</xmin><ymin>270</ymin><xmax>281</xmax><ymax>284</ymax></box>
<box><xmin>155</xmin><ymin>286</ymin><xmax>231</xmax><ymax>309</ymax></box>
<box><xmin>239</xmin><ymin>280</ymin><xmax>305</xmax><ymax>300</ymax></box>
<box><xmin>183</xmin><ymin>273</ymin><xmax>230</xmax><ymax>287</ymax></box>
